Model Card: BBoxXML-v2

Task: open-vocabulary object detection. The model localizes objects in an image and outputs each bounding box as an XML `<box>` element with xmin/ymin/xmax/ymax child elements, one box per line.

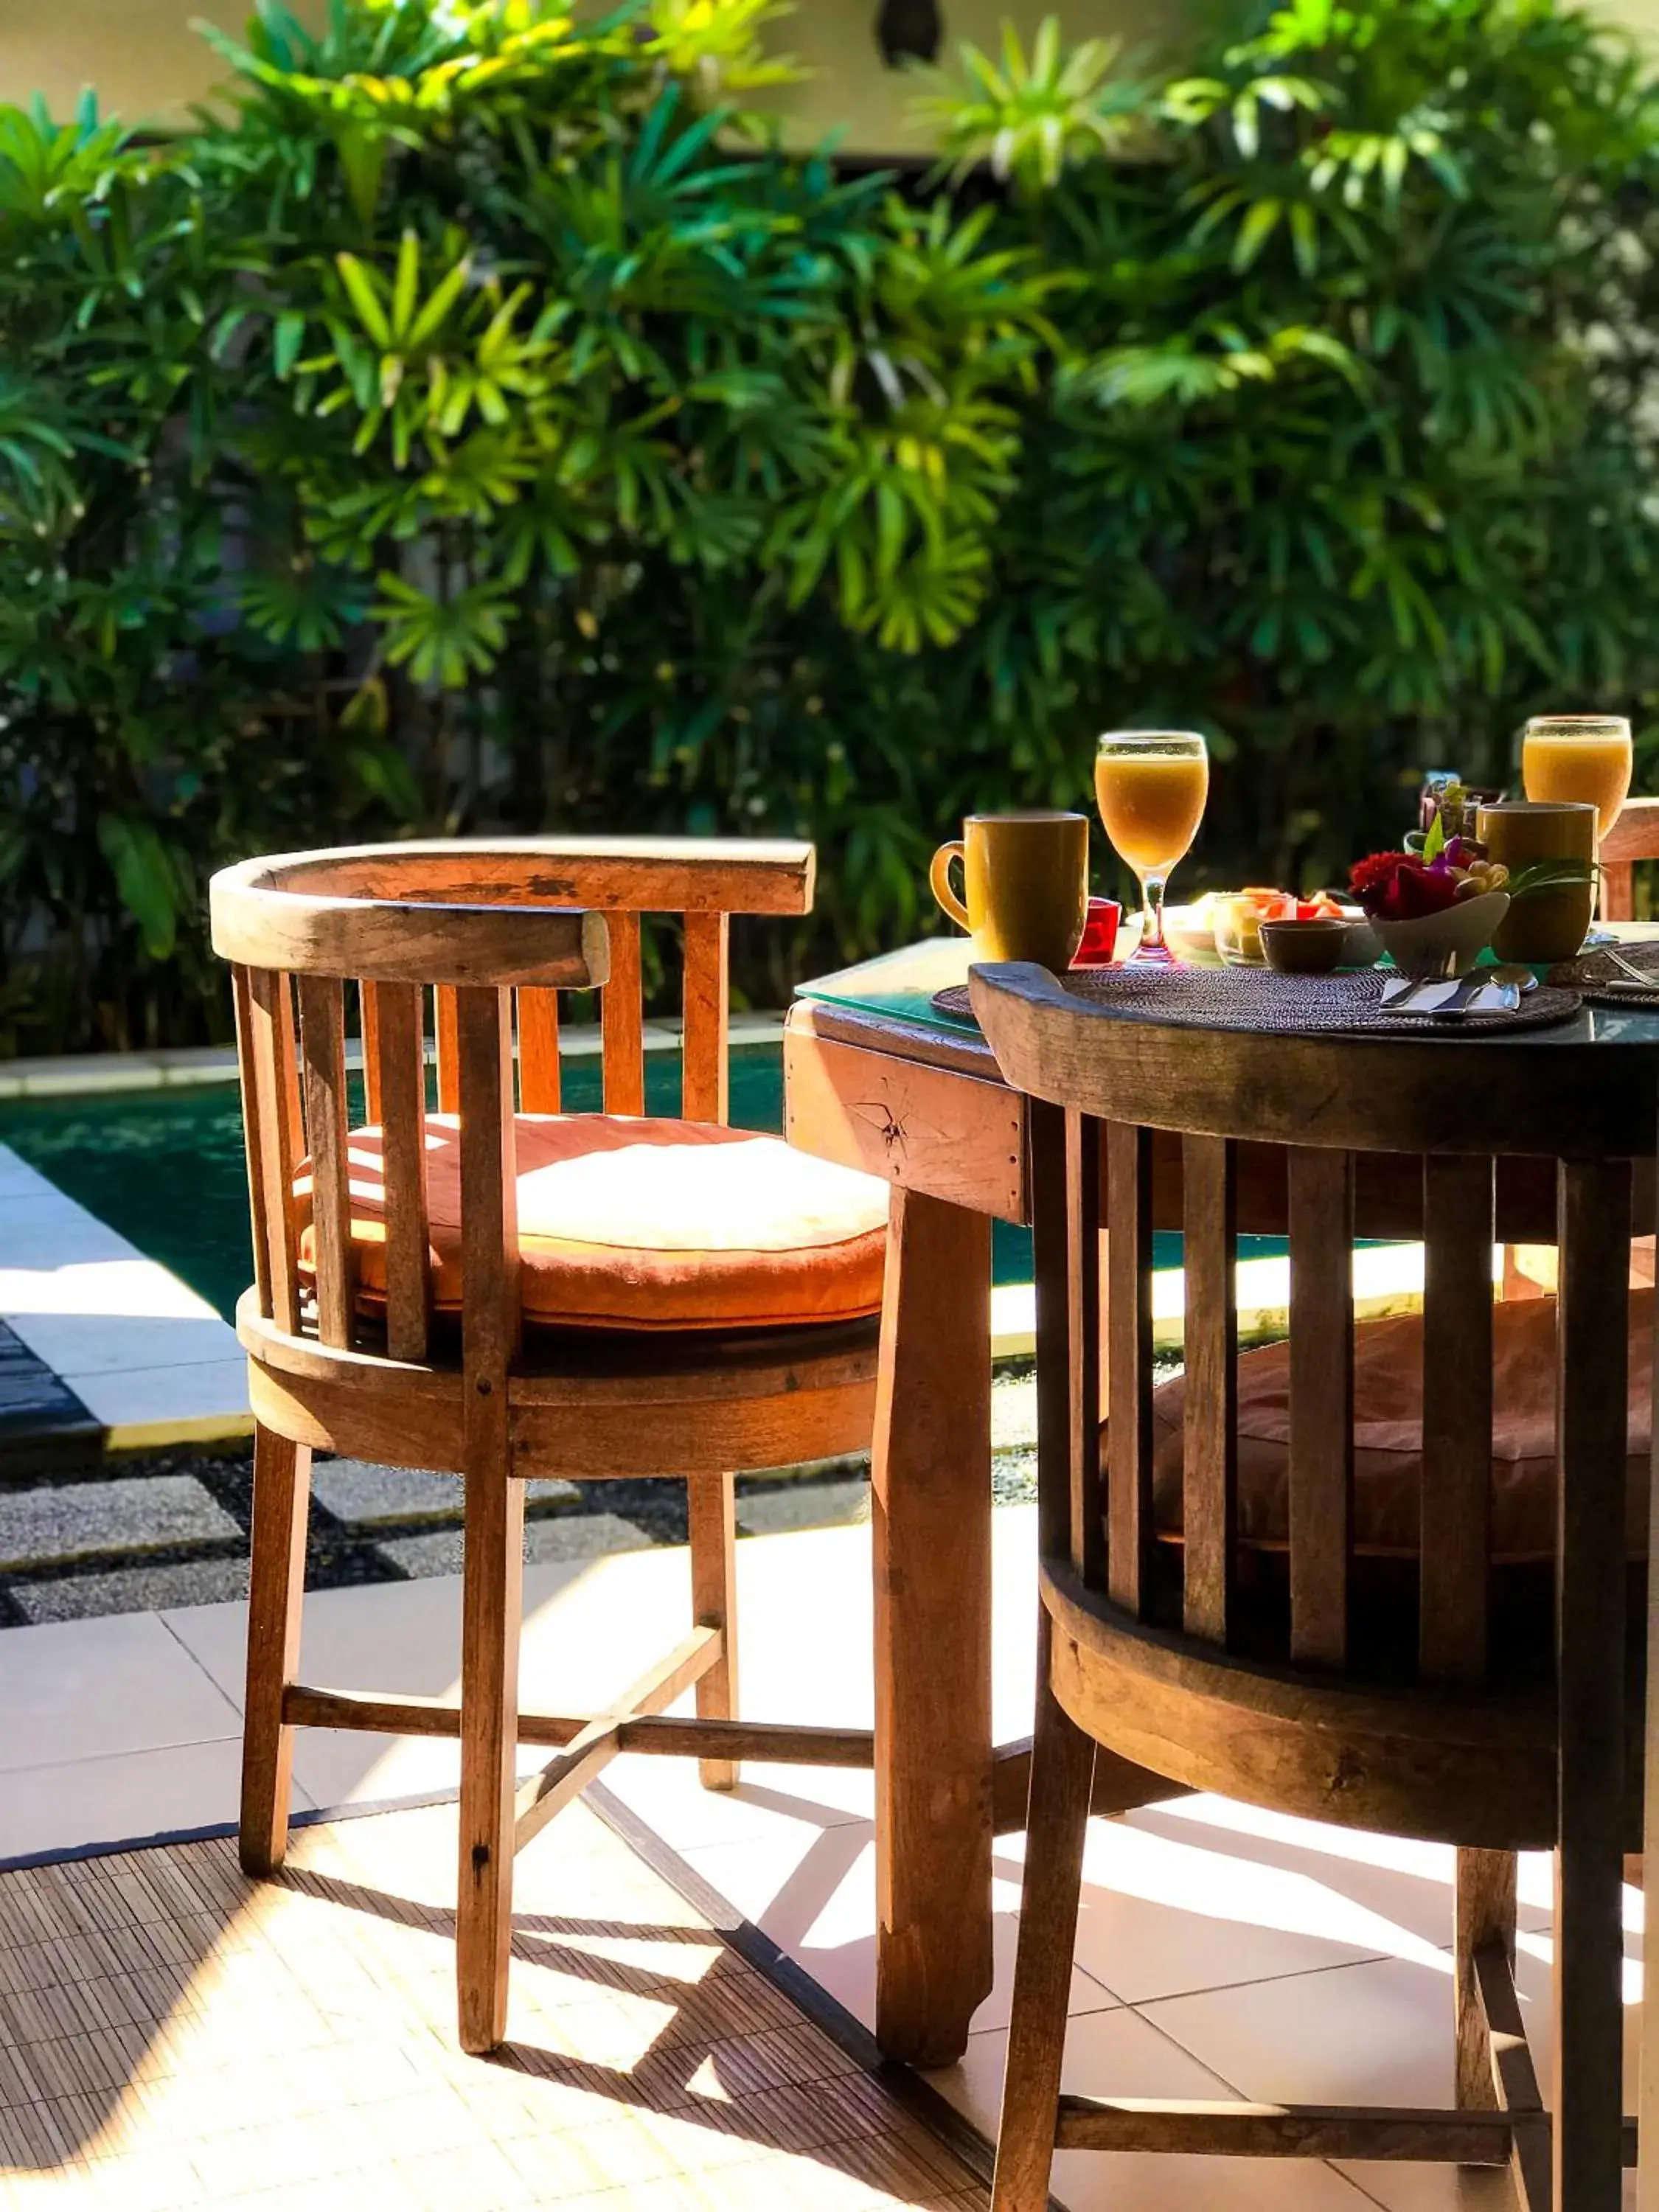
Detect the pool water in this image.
<box><xmin>0</xmin><ymin>1043</ymin><xmax>1069</xmax><ymax>1321</ymax></box>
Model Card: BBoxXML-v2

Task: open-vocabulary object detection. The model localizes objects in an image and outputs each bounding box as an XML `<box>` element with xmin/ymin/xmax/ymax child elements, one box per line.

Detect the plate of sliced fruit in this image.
<box><xmin>1167</xmin><ymin>888</ymin><xmax>1377</xmax><ymax>969</ymax></box>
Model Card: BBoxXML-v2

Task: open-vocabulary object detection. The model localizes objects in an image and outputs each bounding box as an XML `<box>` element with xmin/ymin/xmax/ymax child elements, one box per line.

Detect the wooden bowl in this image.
<box><xmin>1259</xmin><ymin>918</ymin><xmax>1350</xmax><ymax>975</ymax></box>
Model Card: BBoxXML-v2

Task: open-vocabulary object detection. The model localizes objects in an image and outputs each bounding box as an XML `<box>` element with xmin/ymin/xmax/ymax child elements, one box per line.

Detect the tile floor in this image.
<box><xmin>0</xmin><ymin>1506</ymin><xmax>1634</xmax><ymax>2208</ymax></box>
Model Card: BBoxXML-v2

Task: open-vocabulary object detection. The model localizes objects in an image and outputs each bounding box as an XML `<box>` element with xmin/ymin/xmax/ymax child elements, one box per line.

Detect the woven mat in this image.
<box><xmin>933</xmin><ymin>967</ymin><xmax>1582</xmax><ymax>1037</ymax></box>
<box><xmin>0</xmin><ymin>1798</ymin><xmax>984</xmax><ymax>2208</ymax></box>
<box><xmin>1549</xmin><ymin>938</ymin><xmax>1659</xmax><ymax>1006</ymax></box>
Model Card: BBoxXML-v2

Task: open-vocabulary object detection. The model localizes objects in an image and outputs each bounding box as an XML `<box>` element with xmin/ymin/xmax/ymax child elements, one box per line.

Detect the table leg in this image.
<box><xmin>872</xmin><ymin>1184</ymin><xmax>994</xmax><ymax>2066</ymax></box>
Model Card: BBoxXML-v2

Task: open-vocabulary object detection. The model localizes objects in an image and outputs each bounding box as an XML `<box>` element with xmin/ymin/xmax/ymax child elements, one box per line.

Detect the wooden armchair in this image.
<box><xmin>210</xmin><ymin>838</ymin><xmax>887</xmax><ymax>2053</ymax></box>
<box><xmin>970</xmin><ymin>961</ymin><xmax>1655</xmax><ymax>2212</ymax></box>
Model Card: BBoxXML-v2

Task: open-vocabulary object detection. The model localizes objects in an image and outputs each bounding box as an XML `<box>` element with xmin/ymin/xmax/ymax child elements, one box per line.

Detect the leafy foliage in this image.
<box><xmin>925</xmin><ymin>0</ymin><xmax>1659</xmax><ymax>891</ymax></box>
<box><xmin>4</xmin><ymin>0</ymin><xmax>1659</xmax><ymax>1051</ymax></box>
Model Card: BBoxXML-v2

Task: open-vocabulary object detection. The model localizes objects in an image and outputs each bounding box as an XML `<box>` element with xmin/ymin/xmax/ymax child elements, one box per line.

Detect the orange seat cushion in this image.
<box><xmin>1145</xmin><ymin>1289</ymin><xmax>1653</xmax><ymax>1562</ymax></box>
<box><xmin>297</xmin><ymin>1114</ymin><xmax>889</xmax><ymax>1332</ymax></box>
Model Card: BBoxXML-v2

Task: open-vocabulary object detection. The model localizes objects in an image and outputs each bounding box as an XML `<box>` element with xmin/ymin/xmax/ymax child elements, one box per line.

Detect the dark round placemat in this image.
<box><xmin>1548</xmin><ymin>939</ymin><xmax>1659</xmax><ymax>1006</ymax></box>
<box><xmin>932</xmin><ymin>967</ymin><xmax>1582</xmax><ymax>1037</ymax></box>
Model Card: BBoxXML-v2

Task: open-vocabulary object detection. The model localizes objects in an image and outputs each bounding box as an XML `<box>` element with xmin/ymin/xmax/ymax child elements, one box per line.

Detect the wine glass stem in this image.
<box><xmin>1141</xmin><ymin>873</ymin><xmax>1168</xmax><ymax>953</ymax></box>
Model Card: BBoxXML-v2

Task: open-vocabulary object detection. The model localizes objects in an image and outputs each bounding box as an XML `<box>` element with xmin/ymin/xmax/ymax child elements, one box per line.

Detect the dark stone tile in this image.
<box><xmin>0</xmin><ymin>1321</ymin><xmax>101</xmax><ymax>1475</ymax></box>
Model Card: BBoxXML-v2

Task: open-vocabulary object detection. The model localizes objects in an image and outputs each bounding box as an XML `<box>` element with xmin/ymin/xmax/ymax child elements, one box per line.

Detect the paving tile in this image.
<box><xmin>1129</xmin><ymin>1795</ymin><xmax>1556</xmax><ymax>1945</ymax></box>
<box><xmin>0</xmin><ymin>1611</ymin><xmax>241</xmax><ymax>1770</ymax></box>
<box><xmin>0</xmin><ymin>1205</ymin><xmax>135</xmax><ymax>1295</ymax></box>
<box><xmin>311</xmin><ymin>1458</ymin><xmax>579</xmax><ymax>1528</ymax></box>
<box><xmin>15</xmin><ymin>1312</ymin><xmax>234</xmax><ymax>1380</ymax></box>
<box><xmin>377</xmin><ymin>1512</ymin><xmax>654</xmax><ymax>1580</ymax></box>
<box><xmin>0</xmin><ymin>1146</ymin><xmax>54</xmax><ymax>1200</ymax></box>
<box><xmin>63</xmin><ymin>1360</ymin><xmax>251</xmax><ymax>1449</ymax></box>
<box><xmin>676</xmin><ymin>1825</ymin><xmax>1116</xmax><ymax>2041</ymax></box>
<box><xmin>989</xmin><ymin>1373</ymin><xmax>1037</xmax><ymax>1451</ymax></box>
<box><xmin>0</xmin><ymin>1475</ymin><xmax>239</xmax><ymax>1573</ymax></box>
<box><xmin>996</xmin><ymin>1810</ymin><xmax>1416</xmax><ymax>2012</ymax></box>
<box><xmin>736</xmin><ymin>1478</ymin><xmax>868</xmax><ymax>1538</ymax></box>
<box><xmin>10</xmin><ymin>1557</ymin><xmax>250</xmax><ymax>1624</ymax></box>
<box><xmin>0</xmin><ymin>1320</ymin><xmax>99</xmax><ymax>1464</ymax></box>
<box><xmin>0</xmin><ymin>1475</ymin><xmax>239</xmax><ymax>1572</ymax></box>
<box><xmin>931</xmin><ymin>2007</ymin><xmax>1371</xmax><ymax>2211</ymax></box>
<box><xmin>9</xmin><ymin>1057</ymin><xmax>158</xmax><ymax>1097</ymax></box>
<box><xmin>0</xmin><ymin>1736</ymin><xmax>271</xmax><ymax>1863</ymax></box>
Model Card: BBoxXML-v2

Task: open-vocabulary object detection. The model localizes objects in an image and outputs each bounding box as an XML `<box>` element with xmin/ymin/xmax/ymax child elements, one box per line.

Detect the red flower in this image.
<box><xmin>1349</xmin><ymin>851</ymin><xmax>1461</xmax><ymax>922</ymax></box>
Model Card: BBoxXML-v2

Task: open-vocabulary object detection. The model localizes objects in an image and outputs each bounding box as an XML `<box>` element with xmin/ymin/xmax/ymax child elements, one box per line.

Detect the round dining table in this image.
<box><xmin>782</xmin><ymin>927</ymin><xmax>1659</xmax><ymax>2199</ymax></box>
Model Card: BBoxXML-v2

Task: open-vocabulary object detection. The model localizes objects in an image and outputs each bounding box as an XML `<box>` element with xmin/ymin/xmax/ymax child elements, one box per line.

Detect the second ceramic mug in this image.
<box><xmin>1476</xmin><ymin>799</ymin><xmax>1597</xmax><ymax>963</ymax></box>
<box><xmin>929</xmin><ymin>810</ymin><xmax>1090</xmax><ymax>971</ymax></box>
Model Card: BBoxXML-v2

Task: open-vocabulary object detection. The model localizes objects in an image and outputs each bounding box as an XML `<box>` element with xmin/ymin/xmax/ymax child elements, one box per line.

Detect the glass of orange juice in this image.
<box><xmin>1520</xmin><ymin>714</ymin><xmax>1632</xmax><ymax>841</ymax></box>
<box><xmin>1094</xmin><ymin>730</ymin><xmax>1209</xmax><ymax>964</ymax></box>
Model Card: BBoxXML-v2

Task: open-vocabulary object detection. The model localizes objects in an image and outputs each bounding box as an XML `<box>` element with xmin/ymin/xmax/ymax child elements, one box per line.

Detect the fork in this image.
<box><xmin>1592</xmin><ymin>942</ymin><xmax>1656</xmax><ymax>985</ymax></box>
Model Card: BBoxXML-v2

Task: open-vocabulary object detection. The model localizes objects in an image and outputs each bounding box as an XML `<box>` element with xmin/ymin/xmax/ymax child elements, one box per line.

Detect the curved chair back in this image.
<box><xmin>210</xmin><ymin>838</ymin><xmax>813</xmax><ymax>1372</ymax></box>
<box><xmin>969</xmin><ymin>961</ymin><xmax>1658</xmax><ymax>1696</ymax></box>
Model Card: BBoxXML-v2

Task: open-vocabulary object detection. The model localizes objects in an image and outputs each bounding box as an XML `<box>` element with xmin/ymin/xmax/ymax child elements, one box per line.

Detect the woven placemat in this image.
<box><xmin>933</xmin><ymin>967</ymin><xmax>1582</xmax><ymax>1037</ymax></box>
<box><xmin>1548</xmin><ymin>939</ymin><xmax>1659</xmax><ymax>1006</ymax></box>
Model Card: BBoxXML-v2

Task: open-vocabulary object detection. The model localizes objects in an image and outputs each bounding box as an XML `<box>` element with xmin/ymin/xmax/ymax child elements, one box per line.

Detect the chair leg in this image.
<box><xmin>240</xmin><ymin>1423</ymin><xmax>311</xmax><ymax>1878</ymax></box>
<box><xmin>991</xmin><ymin>1657</ymin><xmax>1096</xmax><ymax>2212</ymax></box>
<box><xmin>688</xmin><ymin>1471</ymin><xmax>739</xmax><ymax>1791</ymax></box>
<box><xmin>1453</xmin><ymin>1848</ymin><xmax>1515</xmax><ymax>2110</ymax></box>
<box><xmin>456</xmin><ymin>1462</ymin><xmax>525</xmax><ymax>2056</ymax></box>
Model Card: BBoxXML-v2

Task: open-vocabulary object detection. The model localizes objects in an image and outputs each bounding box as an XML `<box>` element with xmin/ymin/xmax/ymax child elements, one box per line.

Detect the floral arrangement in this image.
<box><xmin>1349</xmin><ymin>838</ymin><xmax>1509</xmax><ymax>920</ymax></box>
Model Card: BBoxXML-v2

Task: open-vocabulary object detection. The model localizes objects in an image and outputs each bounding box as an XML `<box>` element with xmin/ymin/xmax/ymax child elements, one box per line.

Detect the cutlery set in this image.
<box><xmin>1379</xmin><ymin>970</ymin><xmax>1529</xmax><ymax>1018</ymax></box>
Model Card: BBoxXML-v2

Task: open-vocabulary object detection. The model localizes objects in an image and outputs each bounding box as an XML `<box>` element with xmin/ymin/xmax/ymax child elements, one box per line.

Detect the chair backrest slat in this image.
<box><xmin>1105</xmin><ymin>1119</ymin><xmax>1155</xmax><ymax>1614</ymax></box>
<box><xmin>359</xmin><ymin>980</ymin><xmax>383</xmax><ymax>1124</ymax></box>
<box><xmin>297</xmin><ymin>974</ymin><xmax>355</xmax><ymax>1349</ymax></box>
<box><xmin>681</xmin><ymin>909</ymin><xmax>729</xmax><ymax>1124</ymax></box>
<box><xmin>1419</xmin><ymin>1155</ymin><xmax>1495</xmax><ymax>1682</ymax></box>
<box><xmin>602</xmin><ymin>910</ymin><xmax>645</xmax><ymax>1115</ymax></box>
<box><xmin>374</xmin><ymin>978</ymin><xmax>432</xmax><ymax>1363</ymax></box>
<box><xmin>456</xmin><ymin>986</ymin><xmax>521</xmax><ymax>1389</ymax></box>
<box><xmin>1287</xmin><ymin>1145</ymin><xmax>1355</xmax><ymax>1667</ymax></box>
<box><xmin>1182</xmin><ymin>1133</ymin><xmax>1239</xmax><ymax>1646</ymax></box>
<box><xmin>435</xmin><ymin>984</ymin><xmax>461</xmax><ymax>1113</ymax></box>
<box><xmin>232</xmin><ymin>964</ymin><xmax>274</xmax><ymax>1319</ymax></box>
<box><xmin>517</xmin><ymin>989</ymin><xmax>562</xmax><ymax>1114</ymax></box>
<box><xmin>247</xmin><ymin>965</ymin><xmax>303</xmax><ymax>1333</ymax></box>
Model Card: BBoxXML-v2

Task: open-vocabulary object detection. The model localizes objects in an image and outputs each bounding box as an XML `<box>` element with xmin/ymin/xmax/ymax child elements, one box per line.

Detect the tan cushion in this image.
<box><xmin>1146</xmin><ymin>1289</ymin><xmax>1653</xmax><ymax>1562</ymax></box>
<box><xmin>297</xmin><ymin>1113</ymin><xmax>889</xmax><ymax>1332</ymax></box>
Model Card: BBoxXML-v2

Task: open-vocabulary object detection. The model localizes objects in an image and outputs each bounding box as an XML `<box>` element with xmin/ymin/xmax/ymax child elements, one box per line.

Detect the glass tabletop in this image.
<box><xmin>795</xmin><ymin>938</ymin><xmax>979</xmax><ymax>1033</ymax></box>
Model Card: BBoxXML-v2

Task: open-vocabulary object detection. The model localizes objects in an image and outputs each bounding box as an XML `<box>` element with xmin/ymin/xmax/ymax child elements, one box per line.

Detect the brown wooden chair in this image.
<box><xmin>209</xmin><ymin>838</ymin><xmax>886</xmax><ymax>2054</ymax></box>
<box><xmin>969</xmin><ymin>960</ymin><xmax>1658</xmax><ymax>2212</ymax></box>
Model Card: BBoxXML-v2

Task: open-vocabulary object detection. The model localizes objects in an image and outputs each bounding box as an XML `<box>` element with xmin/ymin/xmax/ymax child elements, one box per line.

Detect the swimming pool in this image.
<box><xmin>0</xmin><ymin>1042</ymin><xmax>1068</xmax><ymax>1321</ymax></box>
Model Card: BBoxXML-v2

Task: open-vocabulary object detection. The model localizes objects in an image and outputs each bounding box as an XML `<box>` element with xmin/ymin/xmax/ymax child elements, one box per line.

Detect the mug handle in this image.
<box><xmin>929</xmin><ymin>841</ymin><xmax>971</xmax><ymax>931</ymax></box>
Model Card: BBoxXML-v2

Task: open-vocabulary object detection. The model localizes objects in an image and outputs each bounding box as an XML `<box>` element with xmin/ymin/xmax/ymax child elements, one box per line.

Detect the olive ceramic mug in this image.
<box><xmin>1476</xmin><ymin>799</ymin><xmax>1597</xmax><ymax>964</ymax></box>
<box><xmin>929</xmin><ymin>810</ymin><xmax>1090</xmax><ymax>972</ymax></box>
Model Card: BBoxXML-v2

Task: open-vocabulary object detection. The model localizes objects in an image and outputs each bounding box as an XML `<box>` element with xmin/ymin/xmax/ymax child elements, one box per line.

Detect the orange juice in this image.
<box><xmin>1520</xmin><ymin>720</ymin><xmax>1632</xmax><ymax>839</ymax></box>
<box><xmin>1093</xmin><ymin>749</ymin><xmax>1209</xmax><ymax>877</ymax></box>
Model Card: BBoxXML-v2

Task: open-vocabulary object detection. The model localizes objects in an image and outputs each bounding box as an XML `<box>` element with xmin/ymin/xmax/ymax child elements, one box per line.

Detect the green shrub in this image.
<box><xmin>4</xmin><ymin>0</ymin><xmax>1659</xmax><ymax>1051</ymax></box>
<box><xmin>922</xmin><ymin>0</ymin><xmax>1659</xmax><ymax>894</ymax></box>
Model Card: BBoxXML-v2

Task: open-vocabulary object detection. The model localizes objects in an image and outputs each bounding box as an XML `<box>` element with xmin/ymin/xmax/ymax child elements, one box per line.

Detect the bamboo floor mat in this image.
<box><xmin>0</xmin><ymin>1797</ymin><xmax>986</xmax><ymax>2211</ymax></box>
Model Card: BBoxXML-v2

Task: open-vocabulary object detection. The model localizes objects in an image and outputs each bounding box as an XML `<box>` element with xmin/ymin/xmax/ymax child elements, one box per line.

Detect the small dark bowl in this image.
<box><xmin>1259</xmin><ymin>917</ymin><xmax>1349</xmax><ymax>975</ymax></box>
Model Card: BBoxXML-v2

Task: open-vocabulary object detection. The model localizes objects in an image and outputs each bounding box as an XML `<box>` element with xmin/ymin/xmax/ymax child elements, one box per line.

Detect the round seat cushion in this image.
<box><xmin>297</xmin><ymin>1114</ymin><xmax>889</xmax><ymax>1332</ymax></box>
<box><xmin>1144</xmin><ymin>1288</ymin><xmax>1653</xmax><ymax>1562</ymax></box>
